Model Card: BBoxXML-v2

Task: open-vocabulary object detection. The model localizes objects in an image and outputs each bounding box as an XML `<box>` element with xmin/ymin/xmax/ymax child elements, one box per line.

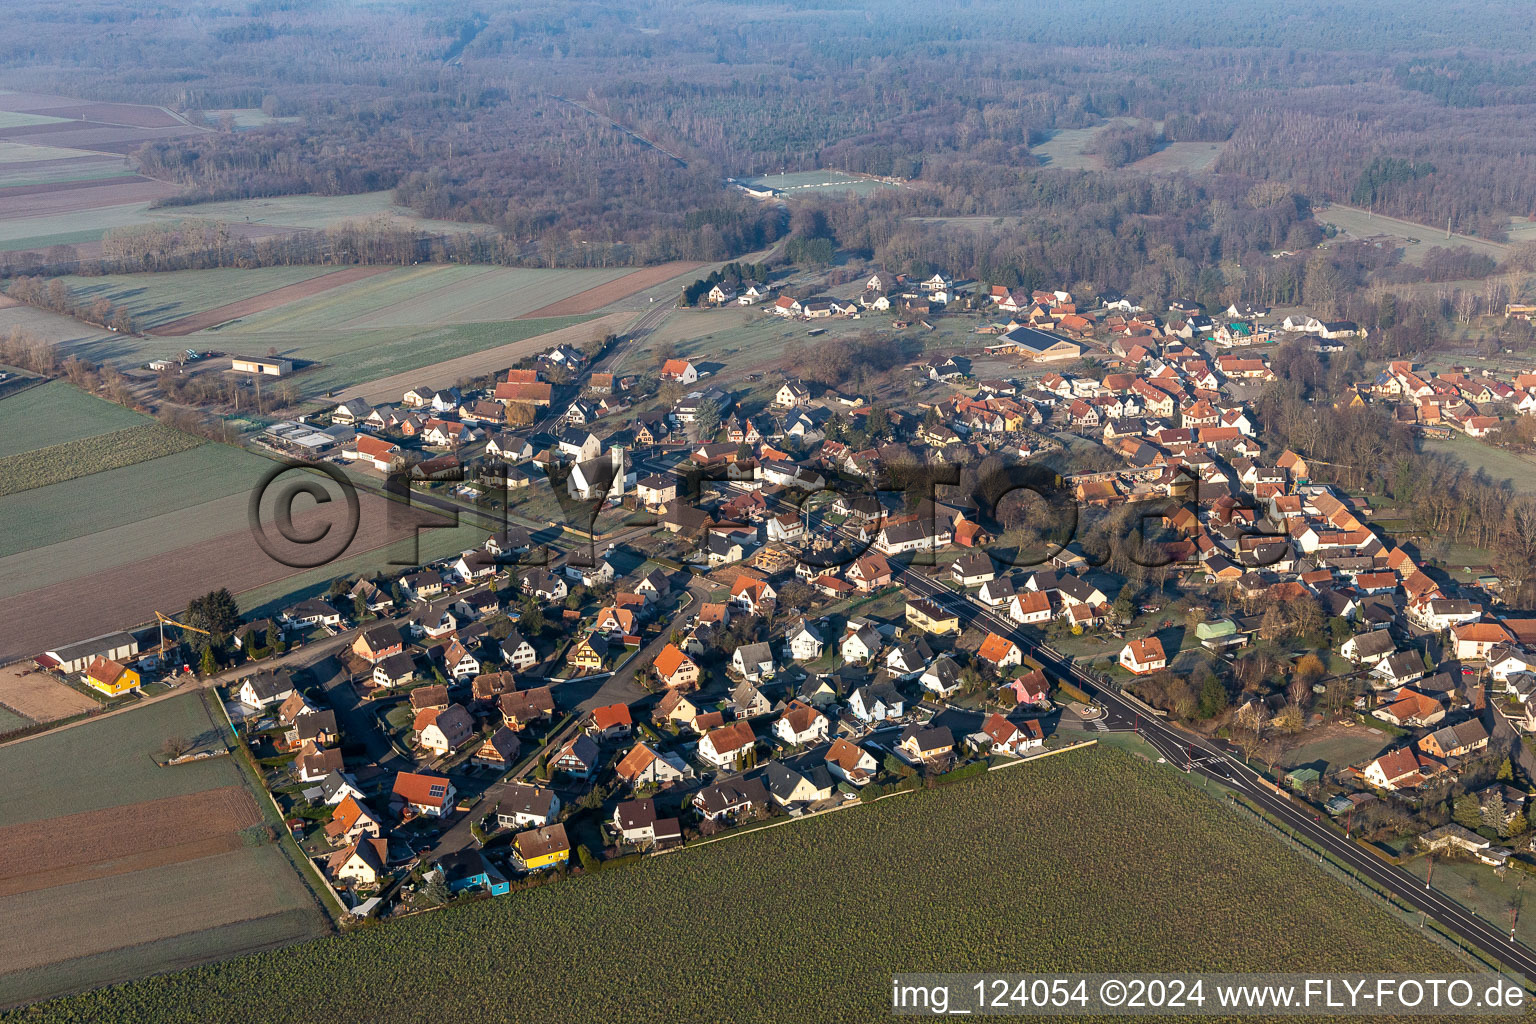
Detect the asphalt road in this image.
<box><xmin>891</xmin><ymin>563</ymin><xmax>1536</xmax><ymax>978</ymax></box>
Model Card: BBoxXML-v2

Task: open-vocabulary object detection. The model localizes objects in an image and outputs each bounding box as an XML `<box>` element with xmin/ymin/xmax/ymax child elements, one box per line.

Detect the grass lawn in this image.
<box><xmin>0</xmin><ymin>379</ymin><xmax>149</xmax><ymax>457</ymax></box>
<box><xmin>1423</xmin><ymin>434</ymin><xmax>1536</xmax><ymax>494</ymax></box>
<box><xmin>1279</xmin><ymin>724</ymin><xmax>1391</xmax><ymax>774</ymax></box>
<box><xmin>7</xmin><ymin>746</ymin><xmax>1470</xmax><ymax>1024</ymax></box>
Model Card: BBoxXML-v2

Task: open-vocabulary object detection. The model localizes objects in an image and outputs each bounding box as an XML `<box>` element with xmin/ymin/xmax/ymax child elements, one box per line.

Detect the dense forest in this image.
<box><xmin>5</xmin><ymin>1</ymin><xmax>1536</xmax><ymax>274</ymax></box>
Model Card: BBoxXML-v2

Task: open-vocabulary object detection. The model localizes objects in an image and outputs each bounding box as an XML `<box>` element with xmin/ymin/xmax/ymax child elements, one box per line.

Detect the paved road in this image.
<box><xmin>892</xmin><ymin>563</ymin><xmax>1536</xmax><ymax>978</ymax></box>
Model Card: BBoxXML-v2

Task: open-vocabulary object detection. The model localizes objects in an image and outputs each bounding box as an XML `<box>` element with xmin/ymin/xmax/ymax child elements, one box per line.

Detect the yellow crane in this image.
<box><xmin>153</xmin><ymin>611</ymin><xmax>211</xmax><ymax>657</ymax></box>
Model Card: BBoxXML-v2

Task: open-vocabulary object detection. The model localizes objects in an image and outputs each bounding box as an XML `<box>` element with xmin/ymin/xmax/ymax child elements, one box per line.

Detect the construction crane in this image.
<box><xmin>153</xmin><ymin>611</ymin><xmax>210</xmax><ymax>657</ymax></box>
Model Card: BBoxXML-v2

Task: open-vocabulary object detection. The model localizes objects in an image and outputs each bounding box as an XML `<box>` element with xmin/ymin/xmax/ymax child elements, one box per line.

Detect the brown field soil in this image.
<box><xmin>350</xmin><ymin>309</ymin><xmax>635</xmax><ymax>403</ymax></box>
<box><xmin>0</xmin><ymin>785</ymin><xmax>261</xmax><ymax>897</ymax></box>
<box><xmin>0</xmin><ymin>93</ymin><xmax>187</xmax><ymax>129</ymax></box>
<box><xmin>0</xmin><ymin>177</ymin><xmax>159</xmax><ymax>200</ymax></box>
<box><xmin>0</xmin><ymin>178</ymin><xmax>178</xmax><ymax>220</ymax></box>
<box><xmin>0</xmin><ymin>662</ymin><xmax>98</xmax><ymax>721</ymax></box>
<box><xmin>518</xmin><ymin>260</ymin><xmax>703</xmax><ymax>318</ymax></box>
<box><xmin>149</xmin><ymin>265</ymin><xmax>397</xmax><ymax>336</ymax></box>
<box><xmin>0</xmin><ymin>845</ymin><xmax>316</xmax><ymax>975</ymax></box>
<box><xmin>0</xmin><ymin>489</ymin><xmax>452</xmax><ymax>662</ymax></box>
<box><xmin>0</xmin><ymin>124</ymin><xmax>198</xmax><ymax>154</ymax></box>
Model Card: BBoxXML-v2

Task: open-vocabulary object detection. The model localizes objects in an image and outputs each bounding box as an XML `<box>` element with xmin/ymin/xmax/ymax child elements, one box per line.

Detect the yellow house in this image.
<box><xmin>906</xmin><ymin>598</ymin><xmax>960</xmax><ymax>635</ymax></box>
<box><xmin>85</xmin><ymin>656</ymin><xmax>140</xmax><ymax>697</ymax></box>
<box><xmin>566</xmin><ymin>632</ymin><xmax>608</xmax><ymax>673</ymax></box>
<box><xmin>515</xmin><ymin>822</ymin><xmax>571</xmax><ymax>870</ymax></box>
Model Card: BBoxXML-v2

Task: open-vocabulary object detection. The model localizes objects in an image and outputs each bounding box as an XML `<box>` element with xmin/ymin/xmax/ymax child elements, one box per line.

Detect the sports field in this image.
<box><xmin>4</xmin><ymin>746</ymin><xmax>1463</xmax><ymax>1023</ymax></box>
<box><xmin>0</xmin><ymin>693</ymin><xmax>327</xmax><ymax>1009</ymax></box>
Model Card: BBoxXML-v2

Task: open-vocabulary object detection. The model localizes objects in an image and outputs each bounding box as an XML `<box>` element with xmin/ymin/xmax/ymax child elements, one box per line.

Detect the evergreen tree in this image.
<box><xmin>200</xmin><ymin>645</ymin><xmax>219</xmax><ymax>676</ymax></box>
<box><xmin>1454</xmin><ymin>793</ymin><xmax>1483</xmax><ymax>829</ymax></box>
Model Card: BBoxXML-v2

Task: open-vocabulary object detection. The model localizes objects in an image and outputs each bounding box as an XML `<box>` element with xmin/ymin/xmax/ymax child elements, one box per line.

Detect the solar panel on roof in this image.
<box><xmin>428</xmin><ymin>785</ymin><xmax>447</xmax><ymax>798</ymax></box>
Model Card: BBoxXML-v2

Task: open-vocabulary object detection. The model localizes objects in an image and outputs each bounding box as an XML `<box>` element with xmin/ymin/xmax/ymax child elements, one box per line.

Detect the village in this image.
<box><xmin>25</xmin><ymin>267</ymin><xmax>1536</xmax><ymax>916</ymax></box>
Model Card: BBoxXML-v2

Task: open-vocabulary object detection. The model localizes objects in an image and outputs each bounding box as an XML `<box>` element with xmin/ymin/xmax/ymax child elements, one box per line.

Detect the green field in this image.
<box><xmin>740</xmin><ymin>169</ymin><xmax>897</xmax><ymax>198</ymax></box>
<box><xmin>1423</xmin><ymin>434</ymin><xmax>1536</xmax><ymax>494</ymax></box>
<box><xmin>0</xmin><ymin>190</ymin><xmax>487</xmax><ymax>253</ymax></box>
<box><xmin>0</xmin><ymin>423</ymin><xmax>205</xmax><ymax>496</ymax></box>
<box><xmin>0</xmin><ymin>693</ymin><xmax>237</xmax><ymax>826</ymax></box>
<box><xmin>0</xmin><ymin>442</ymin><xmax>269</xmax><ymax>578</ymax></box>
<box><xmin>57</xmin><ymin>266</ymin><xmax>341</xmax><ymax>329</ymax></box>
<box><xmin>0</xmin><ymin>379</ymin><xmax>149</xmax><ymax>457</ymax></box>
<box><xmin>6</xmin><ymin>747</ymin><xmax>1462</xmax><ymax>1024</ymax></box>
<box><xmin>227</xmin><ymin>315</ymin><xmax>595</xmax><ymax>397</ymax></box>
<box><xmin>0</xmin><ymin>111</ymin><xmax>68</xmax><ymax>129</ymax></box>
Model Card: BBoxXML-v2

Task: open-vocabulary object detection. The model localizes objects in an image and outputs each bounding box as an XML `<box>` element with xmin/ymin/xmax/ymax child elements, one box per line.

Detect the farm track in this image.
<box><xmin>148</xmin><ymin>265</ymin><xmax>397</xmax><ymax>336</ymax></box>
<box><xmin>0</xmin><ymin>785</ymin><xmax>260</xmax><ymax>897</ymax></box>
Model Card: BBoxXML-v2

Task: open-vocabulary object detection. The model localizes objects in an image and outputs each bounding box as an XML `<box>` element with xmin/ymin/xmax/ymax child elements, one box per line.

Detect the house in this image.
<box><xmin>372</xmin><ymin>652</ymin><xmax>417</xmax><ymax>689</ymax></box>
<box><xmin>1119</xmin><ymin>637</ymin><xmax>1167</xmax><ymax>675</ymax></box>
<box><xmin>977</xmin><ymin>576</ymin><xmax>1015</xmax><ymax>608</ymax></box>
<box><xmin>345</xmin><ymin>435</ymin><xmax>404</xmax><ymax>472</ymax></box>
<box><xmin>979</xmin><ymin>713</ymin><xmax>1044</xmax><ymax>755</ymax></box>
<box><xmin>824</xmin><ymin>737</ymin><xmax>878</xmax><ymax>786</ymax></box>
<box><xmin>615</xmin><ymin>742</ymin><xmax>693</xmax><ymax>788</ymax></box>
<box><xmin>766</xmin><ymin>761</ymin><xmax>836</xmax><ymax>808</ymax></box>
<box><xmin>566</xmin><ymin>632</ymin><xmax>609</xmax><ymax>674</ymax></box>
<box><xmin>729</xmin><ymin>575</ymin><xmax>777</xmax><ymax>615</ymax></box>
<box><xmin>1009</xmin><ymin>591</ymin><xmax>1053</xmax><ymax>625</ymax></box>
<box><xmin>287</xmin><ymin>709</ymin><xmax>339</xmax><ymax>749</ymax></box>
<box><xmin>786</xmin><ymin>619</ymin><xmax>825</xmax><ymax>662</ymax></box>
<box><xmin>613</xmin><ymin>798</ymin><xmax>668</xmax><ymax>843</ymax></box>
<box><xmin>976</xmin><ymin>632</ymin><xmax>1022</xmax><ymax>670</ymax></box>
<box><xmin>297</xmin><ymin>747</ymin><xmax>344</xmax><ymax>783</ymax></box>
<box><xmin>950</xmin><ymin>551</ymin><xmax>997</xmax><ymax>587</ymax></box>
<box><xmin>238</xmin><ymin>670</ymin><xmax>296</xmax><ymax>709</ymax></box>
<box><xmin>1373</xmin><ymin>689</ymin><xmax>1445</xmax><ymax>729</ymax></box>
<box><xmin>692</xmin><ymin>776</ymin><xmax>771</xmax><ymax>822</ymax></box>
<box><xmin>327</xmin><ymin>837</ymin><xmax>389</xmax><ymax>889</ymax></box>
<box><xmin>471</xmin><ymin>727</ymin><xmax>522</xmax><ymax>770</ymax></box>
<box><xmin>515</xmin><ymin>823</ymin><xmax>571</xmax><ymax>870</ymax></box>
<box><xmin>848</xmin><ymin>553</ymin><xmax>894</xmax><ymax>592</ymax></box>
<box><xmin>1341</xmin><ymin>630</ymin><xmax>1396</xmax><ymax>666</ymax></box>
<box><xmin>841</xmin><ymin>622</ymin><xmax>883</xmax><ymax>663</ymax></box>
<box><xmin>773</xmin><ymin>700</ymin><xmax>829</xmax><ymax>747</ymax></box>
<box><xmin>324</xmin><ymin>795</ymin><xmax>383</xmax><ymax>847</ymax></box>
<box><xmin>588</xmin><ymin>703</ymin><xmax>633</xmax><ymax>742</ymax></box>
<box><xmin>352</xmin><ymin>624</ymin><xmax>404</xmax><ymax>664</ymax></box>
<box><xmin>438</xmin><ymin>849</ymin><xmax>510</xmax><ymax>897</ymax></box>
<box><xmin>1453</xmin><ymin>622</ymin><xmax>1514</xmax><ymax>662</ymax></box>
<box><xmin>392</xmin><ymin>771</ymin><xmax>456</xmax><ymax>818</ymax></box>
<box><xmin>774</xmin><ymin>380</ymin><xmax>811</xmax><ymax>408</ymax></box>
<box><xmin>698</xmin><ymin>720</ymin><xmax>757</xmax><ymax>768</ymax></box>
<box><xmin>415</xmin><ymin>704</ymin><xmax>476</xmax><ymax>756</ymax></box>
<box><xmin>550</xmin><ymin>733</ymin><xmax>601</xmax><ymax>779</ymax></box>
<box><xmin>410</xmin><ymin>684</ymin><xmax>451</xmax><ymax>713</ymax></box>
<box><xmin>898</xmin><ymin>724</ymin><xmax>955</xmax><ymax>763</ymax></box>
<box><xmin>286</xmin><ymin>598</ymin><xmax>342</xmax><ymax>629</ymax></box>
<box><xmin>1418</xmin><ymin>719</ymin><xmax>1490</xmax><ymax>761</ymax></box>
<box><xmin>885</xmin><ymin>639</ymin><xmax>933</xmax><ymax>680</ymax></box>
<box><xmin>731</xmin><ymin>642</ymin><xmax>776</xmax><ymax>683</ymax></box>
<box><xmin>653</xmin><ymin>644</ymin><xmax>701</xmax><ymax>690</ymax></box>
<box><xmin>920</xmin><ymin>656</ymin><xmax>962</xmax><ymax>698</ymax></box>
<box><xmin>1002</xmin><ymin>668</ymin><xmax>1050</xmax><ymax>707</ymax></box>
<box><xmin>496</xmin><ymin>783</ymin><xmax>560</xmax><ymax>829</ymax></box>
<box><xmin>1362</xmin><ymin>748</ymin><xmax>1431</xmax><ymax>791</ymax></box>
<box><xmin>83</xmin><ymin>656</ymin><xmax>140</xmax><ymax>697</ymax></box>
<box><xmin>1372</xmin><ymin>650</ymin><xmax>1428</xmax><ymax>689</ymax></box>
<box><xmin>907</xmin><ymin>598</ymin><xmax>960</xmax><ymax>634</ymax></box>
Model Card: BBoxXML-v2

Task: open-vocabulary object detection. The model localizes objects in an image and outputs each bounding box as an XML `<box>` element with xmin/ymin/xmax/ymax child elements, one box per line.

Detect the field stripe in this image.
<box><xmin>0</xmin><ymin>423</ymin><xmax>203</xmax><ymax>496</ymax></box>
<box><xmin>517</xmin><ymin>260</ymin><xmax>703</xmax><ymax>317</ymax></box>
<box><xmin>219</xmin><ymin>263</ymin><xmax>453</xmax><ymax>333</ymax></box>
<box><xmin>148</xmin><ymin>265</ymin><xmax>397</xmax><ymax>336</ymax></box>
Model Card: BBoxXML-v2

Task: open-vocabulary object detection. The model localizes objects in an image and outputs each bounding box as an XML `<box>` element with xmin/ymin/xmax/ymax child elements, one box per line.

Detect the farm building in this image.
<box><xmin>231</xmin><ymin>356</ymin><xmax>293</xmax><ymax>377</ymax></box>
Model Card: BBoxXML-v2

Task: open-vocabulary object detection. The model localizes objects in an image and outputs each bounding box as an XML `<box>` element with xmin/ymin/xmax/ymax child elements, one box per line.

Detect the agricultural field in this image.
<box><xmin>0</xmin><ymin>662</ymin><xmax>97</xmax><ymax>726</ymax></box>
<box><xmin>1028</xmin><ymin>120</ymin><xmax>1129</xmax><ymax>170</ymax></box>
<box><xmin>0</xmin><ymin>693</ymin><xmax>326</xmax><ymax>1009</ymax></box>
<box><xmin>54</xmin><ymin>266</ymin><xmax>345</xmax><ymax>331</ymax></box>
<box><xmin>738</xmin><ymin>170</ymin><xmax>898</xmax><ymax>198</ymax></box>
<box><xmin>1317</xmin><ymin>204</ymin><xmax>1510</xmax><ymax>266</ymax></box>
<box><xmin>0</xmin><ymin>423</ymin><xmax>205</xmax><ymax>496</ymax></box>
<box><xmin>0</xmin><ymin>189</ymin><xmax>484</xmax><ymax>255</ymax></box>
<box><xmin>6</xmin><ymin>747</ymin><xmax>1462</xmax><ymax>1024</ymax></box>
<box><xmin>0</xmin><ymin>379</ymin><xmax>148</xmax><ymax>457</ymax></box>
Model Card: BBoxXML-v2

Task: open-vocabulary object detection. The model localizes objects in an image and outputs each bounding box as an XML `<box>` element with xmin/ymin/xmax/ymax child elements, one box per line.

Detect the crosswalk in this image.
<box><xmin>1086</xmin><ymin>717</ymin><xmax>1108</xmax><ymax>731</ymax></box>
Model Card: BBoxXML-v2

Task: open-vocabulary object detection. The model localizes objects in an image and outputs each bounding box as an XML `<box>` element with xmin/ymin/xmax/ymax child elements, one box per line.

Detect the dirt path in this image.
<box><xmin>148</xmin><ymin>265</ymin><xmax>397</xmax><ymax>336</ymax></box>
